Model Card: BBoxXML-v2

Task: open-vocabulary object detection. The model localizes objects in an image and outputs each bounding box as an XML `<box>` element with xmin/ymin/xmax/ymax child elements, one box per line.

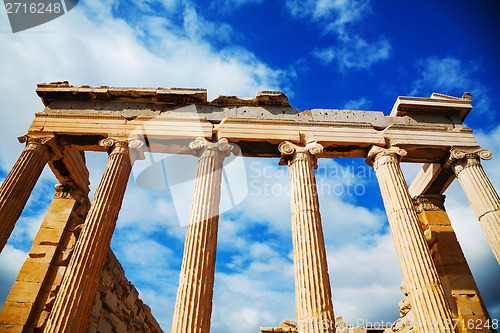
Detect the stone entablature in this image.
<box><xmin>31</xmin><ymin>82</ymin><xmax>477</xmax><ymax>162</ymax></box>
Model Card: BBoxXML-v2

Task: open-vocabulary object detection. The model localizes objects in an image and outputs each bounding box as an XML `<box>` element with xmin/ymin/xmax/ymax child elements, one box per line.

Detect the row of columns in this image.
<box><xmin>1</xmin><ymin>136</ymin><xmax>500</xmax><ymax>333</ymax></box>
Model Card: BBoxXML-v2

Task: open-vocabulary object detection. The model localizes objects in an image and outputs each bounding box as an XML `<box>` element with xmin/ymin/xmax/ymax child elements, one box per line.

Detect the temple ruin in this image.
<box><xmin>0</xmin><ymin>82</ymin><xmax>498</xmax><ymax>332</ymax></box>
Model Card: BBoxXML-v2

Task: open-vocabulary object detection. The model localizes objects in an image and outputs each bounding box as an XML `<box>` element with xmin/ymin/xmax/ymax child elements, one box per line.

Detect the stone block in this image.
<box><xmin>45</xmin><ymin>197</ymin><xmax>76</xmax><ymax>215</ymax></box>
<box><xmin>32</xmin><ymin>227</ymin><xmax>64</xmax><ymax>246</ymax></box>
<box><xmin>28</xmin><ymin>244</ymin><xmax>57</xmax><ymax>263</ymax></box>
<box><xmin>445</xmin><ymin>274</ymin><xmax>478</xmax><ymax>292</ymax></box>
<box><xmin>454</xmin><ymin>294</ymin><xmax>486</xmax><ymax>317</ymax></box>
<box><xmin>126</xmin><ymin>288</ymin><xmax>139</xmax><ymax>306</ymax></box>
<box><xmin>137</xmin><ymin>309</ymin><xmax>145</xmax><ymax>322</ymax></box>
<box><xmin>86</xmin><ymin>321</ymin><xmax>98</xmax><ymax>333</ymax></box>
<box><xmin>4</xmin><ymin>281</ymin><xmax>42</xmax><ymax>304</ymax></box>
<box><xmin>116</xmin><ymin>320</ymin><xmax>128</xmax><ymax>333</ymax></box>
<box><xmin>0</xmin><ymin>324</ymin><xmax>25</xmax><ymax>333</ymax></box>
<box><xmin>100</xmin><ymin>270</ymin><xmax>114</xmax><ymax>290</ymax></box>
<box><xmin>91</xmin><ymin>293</ymin><xmax>102</xmax><ymax>318</ymax></box>
<box><xmin>16</xmin><ymin>261</ymin><xmax>51</xmax><ymax>283</ymax></box>
<box><xmin>39</xmin><ymin>209</ymin><xmax>74</xmax><ymax>230</ymax></box>
<box><xmin>418</xmin><ymin>210</ymin><xmax>451</xmax><ymax>226</ymax></box>
<box><xmin>35</xmin><ymin>309</ymin><xmax>50</xmax><ymax>329</ymax></box>
<box><xmin>97</xmin><ymin>316</ymin><xmax>113</xmax><ymax>333</ymax></box>
<box><xmin>0</xmin><ymin>302</ymin><xmax>33</xmax><ymax>325</ymax></box>
<box><xmin>103</xmin><ymin>290</ymin><xmax>118</xmax><ymax>313</ymax></box>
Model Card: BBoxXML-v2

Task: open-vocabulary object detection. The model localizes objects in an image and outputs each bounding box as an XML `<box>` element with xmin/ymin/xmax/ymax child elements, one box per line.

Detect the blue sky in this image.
<box><xmin>1</xmin><ymin>0</ymin><xmax>500</xmax><ymax>332</ymax></box>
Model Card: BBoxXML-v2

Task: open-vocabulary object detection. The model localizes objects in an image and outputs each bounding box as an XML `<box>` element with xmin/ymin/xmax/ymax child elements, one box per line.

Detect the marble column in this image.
<box><xmin>171</xmin><ymin>137</ymin><xmax>233</xmax><ymax>333</ymax></box>
<box><xmin>279</xmin><ymin>141</ymin><xmax>335</xmax><ymax>333</ymax></box>
<box><xmin>0</xmin><ymin>135</ymin><xmax>52</xmax><ymax>252</ymax></box>
<box><xmin>413</xmin><ymin>194</ymin><xmax>493</xmax><ymax>332</ymax></box>
<box><xmin>447</xmin><ymin>147</ymin><xmax>500</xmax><ymax>265</ymax></box>
<box><xmin>43</xmin><ymin>138</ymin><xmax>143</xmax><ymax>333</ymax></box>
<box><xmin>367</xmin><ymin>146</ymin><xmax>455</xmax><ymax>333</ymax></box>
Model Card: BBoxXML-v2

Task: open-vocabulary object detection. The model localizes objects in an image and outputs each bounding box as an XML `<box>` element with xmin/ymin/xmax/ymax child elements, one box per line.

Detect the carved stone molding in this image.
<box><xmin>54</xmin><ymin>184</ymin><xmax>73</xmax><ymax>199</ymax></box>
<box><xmin>449</xmin><ymin>146</ymin><xmax>493</xmax><ymax>161</ymax></box>
<box><xmin>413</xmin><ymin>194</ymin><xmax>446</xmax><ymax>214</ymax></box>
<box><xmin>278</xmin><ymin>141</ymin><xmax>323</xmax><ymax>168</ymax></box>
<box><xmin>189</xmin><ymin>137</ymin><xmax>234</xmax><ymax>159</ymax></box>
<box><xmin>445</xmin><ymin>146</ymin><xmax>493</xmax><ymax>176</ymax></box>
<box><xmin>366</xmin><ymin>146</ymin><xmax>407</xmax><ymax>169</ymax></box>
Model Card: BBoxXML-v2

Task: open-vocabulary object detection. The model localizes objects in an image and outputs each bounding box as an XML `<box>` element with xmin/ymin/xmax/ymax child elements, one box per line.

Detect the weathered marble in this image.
<box><xmin>171</xmin><ymin>138</ymin><xmax>233</xmax><ymax>333</ymax></box>
<box><xmin>367</xmin><ymin>146</ymin><xmax>455</xmax><ymax>333</ymax></box>
<box><xmin>280</xmin><ymin>141</ymin><xmax>335</xmax><ymax>333</ymax></box>
<box><xmin>447</xmin><ymin>147</ymin><xmax>500</xmax><ymax>265</ymax></box>
<box><xmin>0</xmin><ymin>136</ymin><xmax>52</xmax><ymax>252</ymax></box>
<box><xmin>43</xmin><ymin>139</ymin><xmax>143</xmax><ymax>333</ymax></box>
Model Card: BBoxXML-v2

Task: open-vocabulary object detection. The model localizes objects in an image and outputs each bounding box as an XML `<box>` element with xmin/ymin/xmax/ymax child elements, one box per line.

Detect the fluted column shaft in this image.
<box><xmin>367</xmin><ymin>146</ymin><xmax>455</xmax><ymax>333</ymax></box>
<box><xmin>43</xmin><ymin>138</ymin><xmax>143</xmax><ymax>333</ymax></box>
<box><xmin>171</xmin><ymin>137</ymin><xmax>232</xmax><ymax>333</ymax></box>
<box><xmin>448</xmin><ymin>147</ymin><xmax>500</xmax><ymax>265</ymax></box>
<box><xmin>280</xmin><ymin>141</ymin><xmax>335</xmax><ymax>333</ymax></box>
<box><xmin>0</xmin><ymin>136</ymin><xmax>51</xmax><ymax>252</ymax></box>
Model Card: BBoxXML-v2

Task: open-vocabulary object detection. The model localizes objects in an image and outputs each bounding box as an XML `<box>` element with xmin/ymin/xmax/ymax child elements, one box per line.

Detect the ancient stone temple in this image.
<box><xmin>0</xmin><ymin>82</ymin><xmax>499</xmax><ymax>332</ymax></box>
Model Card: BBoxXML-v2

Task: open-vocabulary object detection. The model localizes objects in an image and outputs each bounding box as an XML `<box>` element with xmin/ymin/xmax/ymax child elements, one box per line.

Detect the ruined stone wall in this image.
<box><xmin>87</xmin><ymin>250</ymin><xmax>163</xmax><ymax>333</ymax></box>
<box><xmin>0</xmin><ymin>187</ymin><xmax>162</xmax><ymax>332</ymax></box>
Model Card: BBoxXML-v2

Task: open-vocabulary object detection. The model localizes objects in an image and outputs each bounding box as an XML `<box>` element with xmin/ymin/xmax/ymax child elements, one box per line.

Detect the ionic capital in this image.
<box><xmin>18</xmin><ymin>134</ymin><xmax>54</xmax><ymax>157</ymax></box>
<box><xmin>445</xmin><ymin>146</ymin><xmax>492</xmax><ymax>176</ymax></box>
<box><xmin>99</xmin><ymin>137</ymin><xmax>145</xmax><ymax>160</ymax></box>
<box><xmin>412</xmin><ymin>194</ymin><xmax>446</xmax><ymax>214</ymax></box>
<box><xmin>278</xmin><ymin>141</ymin><xmax>323</xmax><ymax>167</ymax></box>
<box><xmin>189</xmin><ymin>137</ymin><xmax>234</xmax><ymax>159</ymax></box>
<box><xmin>366</xmin><ymin>146</ymin><xmax>407</xmax><ymax>170</ymax></box>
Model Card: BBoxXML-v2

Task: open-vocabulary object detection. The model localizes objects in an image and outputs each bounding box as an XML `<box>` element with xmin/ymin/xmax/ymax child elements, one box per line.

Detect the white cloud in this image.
<box><xmin>286</xmin><ymin>0</ymin><xmax>391</xmax><ymax>71</ymax></box>
<box><xmin>286</xmin><ymin>0</ymin><xmax>370</xmax><ymax>36</ymax></box>
<box><xmin>314</xmin><ymin>36</ymin><xmax>391</xmax><ymax>71</ymax></box>
<box><xmin>411</xmin><ymin>57</ymin><xmax>466</xmax><ymax>93</ymax></box>
<box><xmin>0</xmin><ymin>1</ymin><xmax>290</xmax><ymax>330</ymax></box>
<box><xmin>0</xmin><ymin>245</ymin><xmax>27</xmax><ymax>304</ymax></box>
<box><xmin>342</xmin><ymin>97</ymin><xmax>372</xmax><ymax>110</ymax></box>
<box><xmin>0</xmin><ymin>1</ymin><xmax>289</xmax><ymax>171</ymax></box>
<box><xmin>328</xmin><ymin>233</ymin><xmax>402</xmax><ymax>322</ymax></box>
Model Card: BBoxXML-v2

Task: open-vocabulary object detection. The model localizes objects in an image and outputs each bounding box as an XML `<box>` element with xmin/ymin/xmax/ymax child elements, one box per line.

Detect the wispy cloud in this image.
<box><xmin>210</xmin><ymin>0</ymin><xmax>264</xmax><ymax>11</ymax></box>
<box><xmin>0</xmin><ymin>0</ymin><xmax>290</xmax><ymax>171</ymax></box>
<box><xmin>287</xmin><ymin>0</ymin><xmax>391</xmax><ymax>71</ymax></box>
<box><xmin>286</xmin><ymin>0</ymin><xmax>370</xmax><ymax>36</ymax></box>
<box><xmin>341</xmin><ymin>97</ymin><xmax>372</xmax><ymax>110</ymax></box>
<box><xmin>0</xmin><ymin>245</ymin><xmax>27</xmax><ymax>303</ymax></box>
<box><xmin>314</xmin><ymin>36</ymin><xmax>390</xmax><ymax>70</ymax></box>
<box><xmin>0</xmin><ymin>0</ymin><xmax>290</xmax><ymax>329</ymax></box>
